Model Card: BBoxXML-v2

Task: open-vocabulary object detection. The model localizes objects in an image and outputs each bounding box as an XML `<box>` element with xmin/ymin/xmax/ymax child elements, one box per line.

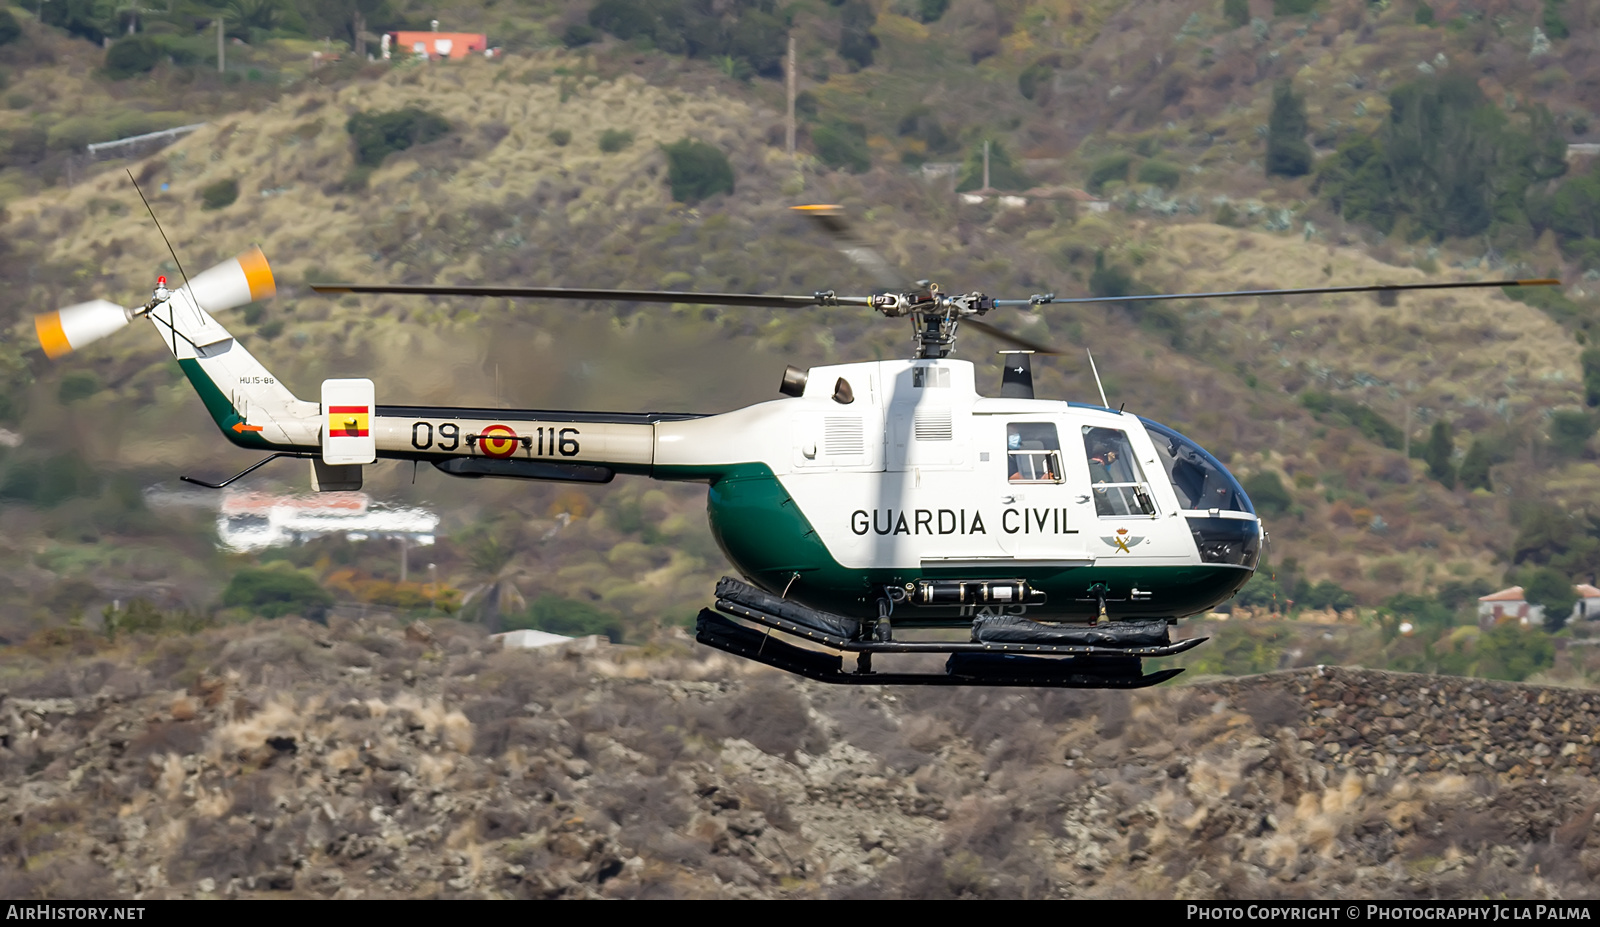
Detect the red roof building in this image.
<box><xmin>391</xmin><ymin>32</ymin><xmax>492</xmax><ymax>59</ymax></box>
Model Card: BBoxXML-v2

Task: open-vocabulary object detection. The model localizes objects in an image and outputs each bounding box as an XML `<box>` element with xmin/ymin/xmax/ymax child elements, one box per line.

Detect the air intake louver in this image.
<box><xmin>825</xmin><ymin>417</ymin><xmax>865</xmax><ymax>456</ymax></box>
<box><xmin>914</xmin><ymin>410</ymin><xmax>954</xmax><ymax>441</ymax></box>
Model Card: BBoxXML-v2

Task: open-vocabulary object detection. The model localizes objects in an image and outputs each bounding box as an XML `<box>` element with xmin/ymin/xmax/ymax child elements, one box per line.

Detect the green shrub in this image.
<box><xmin>1018</xmin><ymin>57</ymin><xmax>1056</xmax><ymax>101</ymax></box>
<box><xmin>105</xmin><ymin>36</ymin><xmax>162</xmax><ymax>79</ymax></box>
<box><xmin>58</xmin><ymin>370</ymin><xmax>100</xmax><ymax>403</ymax></box>
<box><xmin>598</xmin><ymin>128</ymin><xmax>634</xmax><ymax>153</ymax></box>
<box><xmin>1088</xmin><ymin>252</ymin><xmax>1138</xmax><ymax>301</ymax></box>
<box><xmin>1086</xmin><ymin>153</ymin><xmax>1132</xmax><ymax>193</ymax></box>
<box><xmin>1548</xmin><ymin>409</ymin><xmax>1596</xmax><ymax>459</ymax></box>
<box><xmin>813</xmin><ymin>120</ymin><xmax>872</xmax><ymax>174</ymax></box>
<box><xmin>1273</xmin><ymin>0</ymin><xmax>1317</xmax><ymax>14</ymax></box>
<box><xmin>662</xmin><ymin>138</ymin><xmax>734</xmax><ymax>204</ymax></box>
<box><xmin>1242</xmin><ymin>470</ymin><xmax>1292</xmax><ymax>515</ymax></box>
<box><xmin>506</xmin><ymin>594</ymin><xmax>625</xmax><ymax>642</ymax></box>
<box><xmin>1136</xmin><ymin>159</ymin><xmax>1183</xmax><ymax>189</ymax></box>
<box><xmin>200</xmin><ymin>178</ymin><xmax>239</xmax><ymax>210</ymax></box>
<box><xmin>548</xmin><ymin>128</ymin><xmax>571</xmax><ymax>147</ymax></box>
<box><xmin>346</xmin><ymin>107</ymin><xmax>451</xmax><ymax>168</ymax></box>
<box><xmin>562</xmin><ymin>23</ymin><xmax>599</xmax><ymax>47</ymax></box>
<box><xmin>1415</xmin><ymin>2</ymin><xmax>1435</xmax><ymax>25</ymax></box>
<box><xmin>221</xmin><ymin>567</ymin><xmax>334</xmax><ymax>619</ymax></box>
<box><xmin>1223</xmin><ymin>0</ymin><xmax>1250</xmax><ymax>27</ymax></box>
<box><xmin>0</xmin><ymin>453</ymin><xmax>97</xmax><ymax>507</ymax></box>
<box><xmin>0</xmin><ymin>9</ymin><xmax>20</xmax><ymax>46</ymax></box>
<box><xmin>1304</xmin><ymin>580</ymin><xmax>1356</xmax><ymax>611</ymax></box>
<box><xmin>1298</xmin><ymin>391</ymin><xmax>1404</xmax><ymax>449</ymax></box>
<box><xmin>588</xmin><ymin>0</ymin><xmax>659</xmax><ymax>41</ymax></box>
<box><xmin>1476</xmin><ymin>623</ymin><xmax>1554</xmax><ymax>680</ymax></box>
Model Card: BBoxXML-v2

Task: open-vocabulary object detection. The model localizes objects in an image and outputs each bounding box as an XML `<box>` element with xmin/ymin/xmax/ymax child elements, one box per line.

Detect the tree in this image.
<box><xmin>1304</xmin><ymin>580</ymin><xmax>1356</xmax><ymax>611</ymax></box>
<box><xmin>1265</xmin><ymin>80</ymin><xmax>1313</xmax><ymax>177</ymax></box>
<box><xmin>1223</xmin><ymin>0</ymin><xmax>1250</xmax><ymax>27</ymax></box>
<box><xmin>346</xmin><ymin>108</ymin><xmax>450</xmax><ymax>167</ymax></box>
<box><xmin>1458</xmin><ymin>437</ymin><xmax>1493</xmax><ymax>491</ymax></box>
<box><xmin>1476</xmin><ymin>622</ymin><xmax>1554</xmax><ymax>680</ymax></box>
<box><xmin>837</xmin><ymin>0</ymin><xmax>878</xmax><ymax>70</ymax></box>
<box><xmin>662</xmin><ymin>138</ymin><xmax>734</xmax><ymax>203</ymax></box>
<box><xmin>1523</xmin><ymin>566</ymin><xmax>1577</xmax><ymax>632</ymax></box>
<box><xmin>459</xmin><ymin>532</ymin><xmax>524</xmax><ymax>633</ymax></box>
<box><xmin>954</xmin><ymin>139</ymin><xmax>1031</xmax><ymax>192</ymax></box>
<box><xmin>0</xmin><ymin>9</ymin><xmax>21</xmax><ymax>46</ymax></box>
<box><xmin>104</xmin><ymin>36</ymin><xmax>162</xmax><ymax>79</ymax></box>
<box><xmin>813</xmin><ymin>120</ymin><xmax>871</xmax><ymax>173</ymax></box>
<box><xmin>222</xmin><ymin>568</ymin><xmax>334</xmax><ymax>620</ymax></box>
<box><xmin>1584</xmin><ymin>347</ymin><xmax>1600</xmax><ymax>406</ymax></box>
<box><xmin>1318</xmin><ymin>73</ymin><xmax>1567</xmax><ymax>240</ymax></box>
<box><xmin>1548</xmin><ymin>409</ymin><xmax>1597</xmax><ymax>459</ymax></box>
<box><xmin>1424</xmin><ymin>420</ymin><xmax>1455</xmax><ymax>487</ymax></box>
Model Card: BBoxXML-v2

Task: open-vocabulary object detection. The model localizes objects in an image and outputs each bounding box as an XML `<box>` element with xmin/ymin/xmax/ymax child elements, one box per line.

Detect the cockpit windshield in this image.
<box><xmin>1140</xmin><ymin>418</ymin><xmax>1255</xmax><ymax>514</ymax></box>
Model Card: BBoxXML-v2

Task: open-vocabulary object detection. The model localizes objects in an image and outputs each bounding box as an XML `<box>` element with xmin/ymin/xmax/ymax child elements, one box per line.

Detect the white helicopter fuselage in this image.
<box><xmin>156</xmin><ymin>283</ymin><xmax>1259</xmax><ymax>626</ymax></box>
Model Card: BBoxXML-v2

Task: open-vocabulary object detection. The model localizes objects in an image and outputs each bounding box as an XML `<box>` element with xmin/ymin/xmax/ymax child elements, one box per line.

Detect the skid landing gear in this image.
<box><xmin>694</xmin><ymin>577</ymin><xmax>1201</xmax><ymax>689</ymax></box>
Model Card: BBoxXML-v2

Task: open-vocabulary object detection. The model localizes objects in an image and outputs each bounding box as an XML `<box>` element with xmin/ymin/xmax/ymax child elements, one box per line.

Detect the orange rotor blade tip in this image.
<box><xmin>35</xmin><ymin>311</ymin><xmax>70</xmax><ymax>359</ymax></box>
<box><xmin>791</xmin><ymin>204</ymin><xmax>843</xmax><ymax>212</ymax></box>
<box><xmin>238</xmin><ymin>245</ymin><xmax>277</xmax><ymax>301</ymax></box>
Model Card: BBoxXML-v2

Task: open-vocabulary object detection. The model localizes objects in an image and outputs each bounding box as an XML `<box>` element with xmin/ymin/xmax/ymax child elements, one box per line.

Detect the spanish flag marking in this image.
<box><xmin>327</xmin><ymin>405</ymin><xmax>369</xmax><ymax>438</ymax></box>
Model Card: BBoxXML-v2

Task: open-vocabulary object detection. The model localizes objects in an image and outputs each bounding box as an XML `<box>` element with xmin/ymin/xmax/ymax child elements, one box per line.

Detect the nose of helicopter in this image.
<box><xmin>1139</xmin><ymin>417</ymin><xmax>1261</xmax><ymax>569</ymax></box>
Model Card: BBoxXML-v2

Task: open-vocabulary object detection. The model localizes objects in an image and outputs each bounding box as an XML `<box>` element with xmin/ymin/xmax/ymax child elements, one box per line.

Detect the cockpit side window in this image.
<box><xmin>1140</xmin><ymin>418</ymin><xmax>1256</xmax><ymax>514</ymax></box>
<box><xmin>1006</xmin><ymin>423</ymin><xmax>1062</xmax><ymax>483</ymax></box>
<box><xmin>1082</xmin><ymin>426</ymin><xmax>1156</xmax><ymax>516</ymax></box>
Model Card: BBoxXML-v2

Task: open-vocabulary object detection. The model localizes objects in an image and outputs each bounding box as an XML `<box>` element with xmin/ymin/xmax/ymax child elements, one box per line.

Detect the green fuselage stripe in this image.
<box><xmin>177</xmin><ymin>357</ymin><xmax>281</xmax><ymax>451</ymax></box>
<box><xmin>651</xmin><ymin>462</ymin><xmax>1251</xmax><ymax>625</ymax></box>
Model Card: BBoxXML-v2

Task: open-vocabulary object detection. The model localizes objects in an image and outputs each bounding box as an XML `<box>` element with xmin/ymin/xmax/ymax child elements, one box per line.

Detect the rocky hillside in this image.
<box><xmin>5</xmin><ymin>617</ymin><xmax>1600</xmax><ymax>899</ymax></box>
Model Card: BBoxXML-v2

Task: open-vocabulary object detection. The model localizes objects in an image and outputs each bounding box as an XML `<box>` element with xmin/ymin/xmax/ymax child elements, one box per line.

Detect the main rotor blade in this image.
<box><xmin>311</xmin><ymin>283</ymin><xmax>874</xmax><ymax>310</ymax></box>
<box><xmin>791</xmin><ymin>204</ymin><xmax>911</xmax><ymax>292</ymax></box>
<box><xmin>990</xmin><ymin>277</ymin><xmax>1561</xmax><ymax>308</ymax></box>
<box><xmin>963</xmin><ymin>317</ymin><xmax>1068</xmax><ymax>355</ymax></box>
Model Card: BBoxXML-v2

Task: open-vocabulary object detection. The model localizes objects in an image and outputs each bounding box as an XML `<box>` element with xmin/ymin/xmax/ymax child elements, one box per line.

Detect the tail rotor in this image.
<box><xmin>31</xmin><ymin>246</ymin><xmax>276</xmax><ymax>359</ymax></box>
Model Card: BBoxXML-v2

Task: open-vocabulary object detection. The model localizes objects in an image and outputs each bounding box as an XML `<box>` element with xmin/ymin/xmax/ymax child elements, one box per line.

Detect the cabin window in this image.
<box><xmin>1082</xmin><ymin>426</ymin><xmax>1156</xmax><ymax>516</ymax></box>
<box><xmin>913</xmin><ymin>366</ymin><xmax>950</xmax><ymax>388</ymax></box>
<box><xmin>1006</xmin><ymin>423</ymin><xmax>1062</xmax><ymax>483</ymax></box>
<box><xmin>1140</xmin><ymin>418</ymin><xmax>1255</xmax><ymax>514</ymax></box>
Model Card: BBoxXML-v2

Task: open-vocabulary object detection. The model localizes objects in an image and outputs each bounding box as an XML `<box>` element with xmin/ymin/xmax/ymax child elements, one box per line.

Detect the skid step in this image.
<box><xmin>694</xmin><ymin>611</ymin><xmax>1183</xmax><ymax>689</ymax></box>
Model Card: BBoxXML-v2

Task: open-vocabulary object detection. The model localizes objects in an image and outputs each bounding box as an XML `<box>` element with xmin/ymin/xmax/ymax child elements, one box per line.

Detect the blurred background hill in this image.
<box><xmin>2</xmin><ymin>0</ymin><xmax>1600</xmax><ymax>682</ymax></box>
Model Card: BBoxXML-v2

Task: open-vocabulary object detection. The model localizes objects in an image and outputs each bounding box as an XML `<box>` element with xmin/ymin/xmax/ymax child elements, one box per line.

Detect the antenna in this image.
<box><xmin>1087</xmin><ymin>349</ymin><xmax>1109</xmax><ymax>409</ymax></box>
<box><xmin>128</xmin><ymin>170</ymin><xmax>192</xmax><ymax>292</ymax></box>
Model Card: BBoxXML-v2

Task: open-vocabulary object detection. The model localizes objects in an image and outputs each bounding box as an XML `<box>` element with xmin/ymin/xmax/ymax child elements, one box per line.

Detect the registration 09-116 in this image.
<box><xmin>408</xmin><ymin>421</ymin><xmax>582</xmax><ymax>456</ymax></box>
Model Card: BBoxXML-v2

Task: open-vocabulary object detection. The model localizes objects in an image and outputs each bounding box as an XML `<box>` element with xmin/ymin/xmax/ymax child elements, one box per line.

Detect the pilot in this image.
<box><xmin>1088</xmin><ymin>445</ymin><xmax>1117</xmax><ymax>483</ymax></box>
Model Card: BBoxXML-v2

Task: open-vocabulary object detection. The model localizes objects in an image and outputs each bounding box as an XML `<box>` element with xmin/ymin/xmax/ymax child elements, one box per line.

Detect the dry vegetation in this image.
<box><xmin>5</xmin><ymin>617</ymin><xmax>1600</xmax><ymax>899</ymax></box>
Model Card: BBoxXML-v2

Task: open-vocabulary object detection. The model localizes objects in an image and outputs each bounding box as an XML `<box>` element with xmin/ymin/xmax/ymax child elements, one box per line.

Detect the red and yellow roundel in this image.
<box><xmin>479</xmin><ymin>424</ymin><xmax>519</xmax><ymax>458</ymax></box>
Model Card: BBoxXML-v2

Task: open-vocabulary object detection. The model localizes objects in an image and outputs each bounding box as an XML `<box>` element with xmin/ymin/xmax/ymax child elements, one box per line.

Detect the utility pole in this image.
<box><xmin>785</xmin><ymin>34</ymin><xmax>796</xmax><ymax>157</ymax></box>
<box><xmin>983</xmin><ymin>139</ymin><xmax>991</xmax><ymax>191</ymax></box>
<box><xmin>217</xmin><ymin>17</ymin><xmax>224</xmax><ymax>74</ymax></box>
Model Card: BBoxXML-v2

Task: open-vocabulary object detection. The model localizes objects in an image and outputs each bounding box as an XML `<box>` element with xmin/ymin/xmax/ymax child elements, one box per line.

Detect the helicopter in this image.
<box><xmin>33</xmin><ymin>205</ymin><xmax>1558</xmax><ymax>689</ymax></box>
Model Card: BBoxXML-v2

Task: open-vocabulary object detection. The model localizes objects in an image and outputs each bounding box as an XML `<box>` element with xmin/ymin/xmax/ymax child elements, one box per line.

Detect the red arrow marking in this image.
<box><xmin>232</xmin><ymin>422</ymin><xmax>264</xmax><ymax>433</ymax></box>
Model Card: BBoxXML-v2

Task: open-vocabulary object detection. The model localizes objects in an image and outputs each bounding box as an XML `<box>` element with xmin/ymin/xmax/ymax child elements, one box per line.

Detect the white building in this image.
<box><xmin>1477</xmin><ymin>583</ymin><xmax>1600</xmax><ymax>628</ymax></box>
<box><xmin>218</xmin><ymin>491</ymin><xmax>439</xmax><ymax>553</ymax></box>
